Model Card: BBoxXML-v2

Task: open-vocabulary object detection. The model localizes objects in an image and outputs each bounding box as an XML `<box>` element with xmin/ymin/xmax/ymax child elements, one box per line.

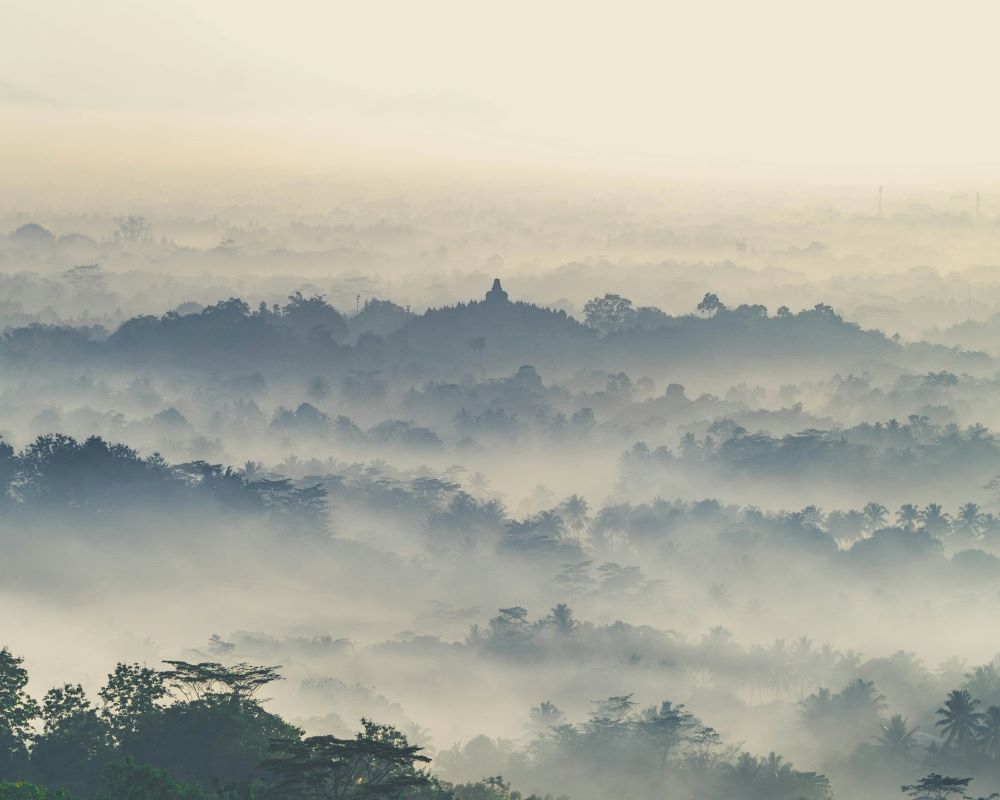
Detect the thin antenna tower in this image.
<box><xmin>356</xmin><ymin>294</ymin><xmax>361</xmax><ymax>313</ymax></box>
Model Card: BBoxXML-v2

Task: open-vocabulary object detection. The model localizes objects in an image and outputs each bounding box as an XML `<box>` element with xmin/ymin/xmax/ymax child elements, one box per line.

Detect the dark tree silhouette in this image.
<box><xmin>262</xmin><ymin>720</ymin><xmax>432</xmax><ymax>799</ymax></box>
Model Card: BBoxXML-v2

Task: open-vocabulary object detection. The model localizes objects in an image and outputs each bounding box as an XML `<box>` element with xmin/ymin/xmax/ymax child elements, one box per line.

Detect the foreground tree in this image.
<box><xmin>901</xmin><ymin>773</ymin><xmax>973</xmax><ymax>799</ymax></box>
<box><xmin>0</xmin><ymin>784</ymin><xmax>71</xmax><ymax>800</ymax></box>
<box><xmin>0</xmin><ymin>649</ymin><xmax>38</xmax><ymax>781</ymax></box>
<box><xmin>128</xmin><ymin>691</ymin><xmax>298</xmax><ymax>787</ymax></box>
<box><xmin>99</xmin><ymin>664</ymin><xmax>167</xmax><ymax>752</ymax></box>
<box><xmin>262</xmin><ymin>720</ymin><xmax>432</xmax><ymax>799</ymax></box>
<box><xmin>977</xmin><ymin>706</ymin><xmax>1000</xmax><ymax>760</ymax></box>
<box><xmin>98</xmin><ymin>757</ymin><xmax>204</xmax><ymax>800</ymax></box>
<box><xmin>31</xmin><ymin>684</ymin><xmax>112</xmax><ymax>795</ymax></box>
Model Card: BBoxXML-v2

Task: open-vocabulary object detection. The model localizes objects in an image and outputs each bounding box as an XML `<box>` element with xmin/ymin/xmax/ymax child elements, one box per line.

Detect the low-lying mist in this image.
<box><xmin>4</xmin><ymin>187</ymin><xmax>1000</xmax><ymax>800</ymax></box>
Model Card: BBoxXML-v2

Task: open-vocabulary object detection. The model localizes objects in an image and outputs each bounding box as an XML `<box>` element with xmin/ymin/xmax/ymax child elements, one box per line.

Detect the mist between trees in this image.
<box><xmin>5</xmin><ymin>208</ymin><xmax>1000</xmax><ymax>799</ymax></box>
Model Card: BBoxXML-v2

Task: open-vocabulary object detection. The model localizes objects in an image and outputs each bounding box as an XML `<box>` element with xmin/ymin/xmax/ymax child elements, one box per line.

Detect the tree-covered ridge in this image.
<box><xmin>12</xmin><ymin>424</ymin><xmax>992</xmax><ymax>577</ymax></box>
<box><xmin>0</xmin><ymin>289</ymin><xmax>964</xmax><ymax>379</ymax></box>
<box><xmin>255</xmin><ymin>454</ymin><xmax>1000</xmax><ymax>571</ymax></box>
<box><xmin>5</xmin><ymin>428</ymin><xmax>999</xmax><ymax>594</ymax></box>
<box><xmin>0</xmin><ymin>434</ymin><xmax>326</xmax><ymax>530</ymax></box>
<box><xmin>621</xmin><ymin>414</ymin><xmax>1000</xmax><ymax>506</ymax></box>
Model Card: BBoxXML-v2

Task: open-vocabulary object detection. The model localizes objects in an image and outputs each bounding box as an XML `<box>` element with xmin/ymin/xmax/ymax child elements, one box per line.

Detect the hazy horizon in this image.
<box><xmin>4</xmin><ymin>0</ymin><xmax>1000</xmax><ymax>189</ymax></box>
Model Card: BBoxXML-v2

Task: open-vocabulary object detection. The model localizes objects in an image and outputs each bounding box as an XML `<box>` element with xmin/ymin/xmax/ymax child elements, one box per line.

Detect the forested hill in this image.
<box><xmin>0</xmin><ymin>289</ymin><xmax>988</xmax><ymax>380</ymax></box>
<box><xmin>0</xmin><ymin>433</ymin><xmax>327</xmax><ymax>530</ymax></box>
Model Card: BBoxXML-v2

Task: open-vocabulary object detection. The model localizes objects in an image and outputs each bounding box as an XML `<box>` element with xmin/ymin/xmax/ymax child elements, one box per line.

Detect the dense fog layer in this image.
<box><xmin>6</xmin><ymin>2</ymin><xmax>1000</xmax><ymax>794</ymax></box>
<box><xmin>2</xmin><ymin>184</ymin><xmax>1000</xmax><ymax>800</ymax></box>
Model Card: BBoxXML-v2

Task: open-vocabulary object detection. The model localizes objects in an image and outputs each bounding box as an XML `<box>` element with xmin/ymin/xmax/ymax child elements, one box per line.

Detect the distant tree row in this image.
<box><xmin>0</xmin><ymin>434</ymin><xmax>326</xmax><ymax>531</ymax></box>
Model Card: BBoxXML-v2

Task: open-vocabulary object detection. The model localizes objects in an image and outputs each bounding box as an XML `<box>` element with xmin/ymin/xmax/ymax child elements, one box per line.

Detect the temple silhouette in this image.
<box><xmin>484</xmin><ymin>278</ymin><xmax>509</xmax><ymax>304</ymax></box>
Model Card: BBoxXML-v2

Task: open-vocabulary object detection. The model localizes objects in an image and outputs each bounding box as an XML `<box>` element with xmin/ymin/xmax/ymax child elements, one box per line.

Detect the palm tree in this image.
<box><xmin>468</xmin><ymin>471</ymin><xmax>491</xmax><ymax>499</ymax></box>
<box><xmin>863</xmin><ymin>502</ymin><xmax>889</xmax><ymax>531</ymax></box>
<box><xmin>982</xmin><ymin>513</ymin><xmax>1000</xmax><ymax>544</ymax></box>
<box><xmin>789</xmin><ymin>637</ymin><xmax>816</xmax><ymax>698</ymax></box>
<box><xmin>922</xmin><ymin>503</ymin><xmax>951</xmax><ymax>538</ymax></box>
<box><xmin>897</xmin><ymin>504</ymin><xmax>920</xmax><ymax>532</ymax></box>
<box><xmin>558</xmin><ymin>495</ymin><xmax>590</xmax><ymax>540</ymax></box>
<box><xmin>978</xmin><ymin>706</ymin><xmax>1000</xmax><ymax>759</ymax></box>
<box><xmin>873</xmin><ymin>714</ymin><xmax>919</xmax><ymax>757</ymax></box>
<box><xmin>532</xmin><ymin>510</ymin><xmax>567</xmax><ymax>538</ymax></box>
<box><xmin>529</xmin><ymin>700</ymin><xmax>565</xmax><ymax>728</ymax></box>
<box><xmin>826</xmin><ymin>509</ymin><xmax>866</xmax><ymax>546</ymax></box>
<box><xmin>799</xmin><ymin>688</ymin><xmax>832</xmax><ymax>730</ymax></box>
<box><xmin>837</xmin><ymin>649</ymin><xmax>864</xmax><ymax>676</ymax></box>
<box><xmin>936</xmin><ymin>689</ymin><xmax>985</xmax><ymax>750</ymax></box>
<box><xmin>591</xmin><ymin>503</ymin><xmax>631</xmax><ymax>548</ymax></box>
<box><xmin>729</xmin><ymin>752</ymin><xmax>762</xmax><ymax>784</ymax></box>
<box><xmin>956</xmin><ymin>503</ymin><xmax>984</xmax><ymax>541</ymax></box>
<box><xmin>761</xmin><ymin>751</ymin><xmax>793</xmax><ymax>779</ymax></box>
<box><xmin>964</xmin><ymin>664</ymin><xmax>1000</xmax><ymax>707</ymax></box>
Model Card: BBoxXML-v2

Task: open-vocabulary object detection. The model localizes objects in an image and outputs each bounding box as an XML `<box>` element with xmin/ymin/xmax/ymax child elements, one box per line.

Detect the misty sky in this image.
<box><xmin>3</xmin><ymin>0</ymin><xmax>1000</xmax><ymax>182</ymax></box>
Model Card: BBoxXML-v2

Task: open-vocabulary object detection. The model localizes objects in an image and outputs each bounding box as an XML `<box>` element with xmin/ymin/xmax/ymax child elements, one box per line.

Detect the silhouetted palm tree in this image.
<box><xmin>529</xmin><ymin>700</ymin><xmax>565</xmax><ymax>729</ymax></box>
<box><xmin>729</xmin><ymin>752</ymin><xmax>761</xmax><ymax>783</ymax></box>
<box><xmin>978</xmin><ymin>706</ymin><xmax>1000</xmax><ymax>760</ymax></box>
<box><xmin>558</xmin><ymin>495</ymin><xmax>590</xmax><ymax>539</ymax></box>
<box><xmin>467</xmin><ymin>471</ymin><xmax>491</xmax><ymax>499</ymax></box>
<box><xmin>922</xmin><ymin>503</ymin><xmax>951</xmax><ymax>538</ymax></box>
<box><xmin>873</xmin><ymin>714</ymin><xmax>919</xmax><ymax>757</ymax></box>
<box><xmin>964</xmin><ymin>665</ymin><xmax>1000</xmax><ymax>707</ymax></box>
<box><xmin>936</xmin><ymin>689</ymin><xmax>985</xmax><ymax>750</ymax></box>
<box><xmin>897</xmin><ymin>504</ymin><xmax>920</xmax><ymax>532</ymax></box>
<box><xmin>863</xmin><ymin>502</ymin><xmax>888</xmax><ymax>531</ymax></box>
<box><xmin>532</xmin><ymin>510</ymin><xmax>567</xmax><ymax>538</ymax></box>
<box><xmin>956</xmin><ymin>503</ymin><xmax>984</xmax><ymax>540</ymax></box>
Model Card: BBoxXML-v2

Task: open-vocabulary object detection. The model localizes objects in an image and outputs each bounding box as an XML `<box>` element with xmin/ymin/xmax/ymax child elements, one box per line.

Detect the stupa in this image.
<box><xmin>484</xmin><ymin>278</ymin><xmax>509</xmax><ymax>304</ymax></box>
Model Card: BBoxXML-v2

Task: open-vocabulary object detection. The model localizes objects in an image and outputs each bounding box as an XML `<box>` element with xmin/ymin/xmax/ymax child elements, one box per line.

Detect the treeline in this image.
<box><xmin>622</xmin><ymin>415</ymin><xmax>1000</xmax><ymax>498</ymax></box>
<box><xmin>5</xmin><ymin>431</ymin><xmax>997</xmax><ymax>579</ymax></box>
<box><xmin>439</xmin><ymin>694</ymin><xmax>831</xmax><ymax>800</ymax></box>
<box><xmin>476</xmin><ymin>610</ymin><xmax>1000</xmax><ymax>797</ymax></box>
<box><xmin>282</xmin><ymin>459</ymin><xmax>1000</xmax><ymax>572</ymax></box>
<box><xmin>0</xmin><ymin>649</ymin><xmax>547</xmax><ymax>800</ymax></box>
<box><xmin>0</xmin><ymin>434</ymin><xmax>326</xmax><ymax>530</ymax></box>
<box><xmin>0</xmin><ymin>289</ymin><xmax>920</xmax><ymax>378</ymax></box>
<box><xmin>0</xmin><ymin>649</ymin><xmax>873</xmax><ymax>800</ymax></box>
<box><xmin>459</xmin><ymin>607</ymin><xmax>1000</xmax><ymax>711</ymax></box>
<box><xmin>448</xmin><ymin>609</ymin><xmax>1000</xmax><ymax>799</ymax></box>
<box><xmin>804</xmin><ymin>680</ymin><xmax>1000</xmax><ymax>798</ymax></box>
<box><xmin>584</xmin><ymin>494</ymin><xmax>1000</xmax><ymax>554</ymax></box>
<box><xmin>439</xmin><ymin>683</ymin><xmax>1000</xmax><ymax>800</ymax></box>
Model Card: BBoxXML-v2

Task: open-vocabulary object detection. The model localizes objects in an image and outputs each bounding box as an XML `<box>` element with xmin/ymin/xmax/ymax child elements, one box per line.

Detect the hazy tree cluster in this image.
<box><xmin>440</xmin><ymin>692</ymin><xmax>832</xmax><ymax>800</ymax></box>
<box><xmin>0</xmin><ymin>434</ymin><xmax>326</xmax><ymax>531</ymax></box>
<box><xmin>621</xmin><ymin>415</ymin><xmax>1000</xmax><ymax>508</ymax></box>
